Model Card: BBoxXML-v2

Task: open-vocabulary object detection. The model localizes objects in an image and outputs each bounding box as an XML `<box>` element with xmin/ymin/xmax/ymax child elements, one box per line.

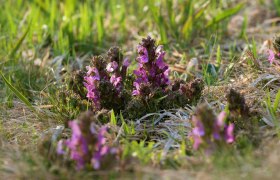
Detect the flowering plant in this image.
<box><xmin>57</xmin><ymin>112</ymin><xmax>118</xmax><ymax>170</ymax></box>
<box><xmin>84</xmin><ymin>47</ymin><xmax>131</xmax><ymax>112</ymax></box>
<box><xmin>56</xmin><ymin>37</ymin><xmax>206</xmax><ymax>170</ymax></box>
<box><xmin>190</xmin><ymin>104</ymin><xmax>234</xmax><ymax>152</ymax></box>
<box><xmin>267</xmin><ymin>36</ymin><xmax>280</xmax><ymax>65</ymax></box>
<box><xmin>81</xmin><ymin>36</ymin><xmax>204</xmax><ymax>119</ymax></box>
<box><xmin>268</xmin><ymin>49</ymin><xmax>280</xmax><ymax>65</ymax></box>
<box><xmin>132</xmin><ymin>36</ymin><xmax>169</xmax><ymax>96</ymax></box>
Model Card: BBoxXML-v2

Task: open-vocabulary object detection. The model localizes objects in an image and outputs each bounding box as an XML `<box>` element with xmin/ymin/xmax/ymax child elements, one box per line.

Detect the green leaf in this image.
<box><xmin>110</xmin><ymin>109</ymin><xmax>117</xmax><ymax>125</ymax></box>
<box><xmin>120</xmin><ymin>112</ymin><xmax>129</xmax><ymax>134</ymax></box>
<box><xmin>182</xmin><ymin>16</ymin><xmax>193</xmax><ymax>38</ymax></box>
<box><xmin>216</xmin><ymin>45</ymin><xmax>221</xmax><ymax>67</ymax></box>
<box><xmin>206</xmin><ymin>3</ymin><xmax>244</xmax><ymax>28</ymax></box>
<box><xmin>155</xmin><ymin>95</ymin><xmax>168</xmax><ymax>104</ymax></box>
<box><xmin>9</xmin><ymin>24</ymin><xmax>31</xmax><ymax>58</ymax></box>
<box><xmin>0</xmin><ymin>71</ymin><xmax>35</xmax><ymax>112</ymax></box>
<box><xmin>273</xmin><ymin>89</ymin><xmax>280</xmax><ymax>112</ymax></box>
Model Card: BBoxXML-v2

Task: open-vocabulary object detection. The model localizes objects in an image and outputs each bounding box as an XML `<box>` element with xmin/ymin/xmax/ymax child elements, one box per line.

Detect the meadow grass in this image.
<box><xmin>1</xmin><ymin>0</ymin><xmax>280</xmax><ymax>179</ymax></box>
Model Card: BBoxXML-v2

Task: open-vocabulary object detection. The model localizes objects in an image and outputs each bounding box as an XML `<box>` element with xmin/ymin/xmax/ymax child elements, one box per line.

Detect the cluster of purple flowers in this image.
<box><xmin>133</xmin><ymin>36</ymin><xmax>170</xmax><ymax>96</ymax></box>
<box><xmin>57</xmin><ymin>120</ymin><xmax>116</xmax><ymax>170</ymax></box>
<box><xmin>84</xmin><ymin>66</ymin><xmax>101</xmax><ymax>109</ymax></box>
<box><xmin>268</xmin><ymin>49</ymin><xmax>280</xmax><ymax>65</ymax></box>
<box><xmin>190</xmin><ymin>110</ymin><xmax>234</xmax><ymax>151</ymax></box>
<box><xmin>83</xmin><ymin>48</ymin><xmax>130</xmax><ymax>110</ymax></box>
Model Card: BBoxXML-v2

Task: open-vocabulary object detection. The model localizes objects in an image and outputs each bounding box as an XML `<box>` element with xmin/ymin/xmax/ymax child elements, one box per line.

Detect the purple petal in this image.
<box><xmin>192</xmin><ymin>134</ymin><xmax>202</xmax><ymax>150</ymax></box>
<box><xmin>106</xmin><ymin>61</ymin><xmax>118</xmax><ymax>72</ymax></box>
<box><xmin>132</xmin><ymin>89</ymin><xmax>140</xmax><ymax>96</ymax></box>
<box><xmin>192</xmin><ymin>116</ymin><xmax>205</xmax><ymax>136</ymax></box>
<box><xmin>212</xmin><ymin>124</ymin><xmax>221</xmax><ymax>140</ymax></box>
<box><xmin>268</xmin><ymin>50</ymin><xmax>275</xmax><ymax>64</ymax></box>
<box><xmin>57</xmin><ymin>140</ymin><xmax>66</xmax><ymax>155</ymax></box>
<box><xmin>123</xmin><ymin>58</ymin><xmax>131</xmax><ymax>67</ymax></box>
<box><xmin>110</xmin><ymin>75</ymin><xmax>122</xmax><ymax>88</ymax></box>
<box><xmin>216</xmin><ymin>111</ymin><xmax>226</xmax><ymax>128</ymax></box>
<box><xmin>225</xmin><ymin>124</ymin><xmax>235</xmax><ymax>143</ymax></box>
<box><xmin>92</xmin><ymin>158</ymin><xmax>101</xmax><ymax>169</ymax></box>
<box><xmin>69</xmin><ymin>121</ymin><xmax>82</xmax><ymax>137</ymax></box>
<box><xmin>137</xmin><ymin>46</ymin><xmax>149</xmax><ymax>64</ymax></box>
<box><xmin>100</xmin><ymin>146</ymin><xmax>110</xmax><ymax>156</ymax></box>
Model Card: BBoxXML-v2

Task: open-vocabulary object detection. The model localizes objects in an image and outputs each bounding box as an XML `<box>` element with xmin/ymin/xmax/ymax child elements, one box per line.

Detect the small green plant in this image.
<box><xmin>263</xmin><ymin>89</ymin><xmax>280</xmax><ymax>129</ymax></box>
<box><xmin>0</xmin><ymin>71</ymin><xmax>35</xmax><ymax>112</ymax></box>
<box><xmin>122</xmin><ymin>140</ymin><xmax>156</xmax><ymax>165</ymax></box>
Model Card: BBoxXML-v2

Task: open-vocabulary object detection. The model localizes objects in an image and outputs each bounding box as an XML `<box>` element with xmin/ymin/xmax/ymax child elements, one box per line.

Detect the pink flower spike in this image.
<box><xmin>193</xmin><ymin>135</ymin><xmax>203</xmax><ymax>150</ymax></box>
<box><xmin>225</xmin><ymin>124</ymin><xmax>235</xmax><ymax>143</ymax></box>
<box><xmin>268</xmin><ymin>50</ymin><xmax>275</xmax><ymax>64</ymax></box>
<box><xmin>216</xmin><ymin>111</ymin><xmax>226</xmax><ymax>128</ymax></box>
<box><xmin>57</xmin><ymin>140</ymin><xmax>66</xmax><ymax>155</ymax></box>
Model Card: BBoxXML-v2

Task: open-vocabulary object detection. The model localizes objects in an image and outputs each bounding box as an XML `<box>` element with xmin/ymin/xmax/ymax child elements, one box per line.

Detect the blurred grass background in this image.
<box><xmin>0</xmin><ymin>0</ymin><xmax>245</xmax><ymax>103</ymax></box>
<box><xmin>1</xmin><ymin>1</ymin><xmax>280</xmax><ymax>178</ymax></box>
<box><xmin>0</xmin><ymin>0</ymin><xmax>244</xmax><ymax>55</ymax></box>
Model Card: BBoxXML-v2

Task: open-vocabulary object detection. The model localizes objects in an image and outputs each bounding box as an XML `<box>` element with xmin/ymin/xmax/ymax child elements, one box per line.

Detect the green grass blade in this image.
<box><xmin>273</xmin><ymin>89</ymin><xmax>280</xmax><ymax>112</ymax></box>
<box><xmin>206</xmin><ymin>3</ymin><xmax>244</xmax><ymax>28</ymax></box>
<box><xmin>216</xmin><ymin>45</ymin><xmax>221</xmax><ymax>67</ymax></box>
<box><xmin>9</xmin><ymin>24</ymin><xmax>31</xmax><ymax>58</ymax></box>
<box><xmin>0</xmin><ymin>71</ymin><xmax>35</xmax><ymax>111</ymax></box>
<box><xmin>110</xmin><ymin>109</ymin><xmax>117</xmax><ymax>125</ymax></box>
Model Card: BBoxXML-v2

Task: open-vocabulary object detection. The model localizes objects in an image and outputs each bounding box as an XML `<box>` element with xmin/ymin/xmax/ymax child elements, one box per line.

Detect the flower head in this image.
<box><xmin>57</xmin><ymin>117</ymin><xmax>117</xmax><ymax>170</ymax></box>
<box><xmin>123</xmin><ymin>58</ymin><xmax>131</xmax><ymax>67</ymax></box>
<box><xmin>191</xmin><ymin>116</ymin><xmax>205</xmax><ymax>149</ymax></box>
<box><xmin>133</xmin><ymin>36</ymin><xmax>170</xmax><ymax>96</ymax></box>
<box><xmin>63</xmin><ymin>120</ymin><xmax>89</xmax><ymax>169</ymax></box>
<box><xmin>106</xmin><ymin>61</ymin><xmax>118</xmax><ymax>72</ymax></box>
<box><xmin>225</xmin><ymin>124</ymin><xmax>235</xmax><ymax>143</ymax></box>
<box><xmin>268</xmin><ymin>50</ymin><xmax>275</xmax><ymax>64</ymax></box>
<box><xmin>137</xmin><ymin>46</ymin><xmax>149</xmax><ymax>64</ymax></box>
<box><xmin>110</xmin><ymin>75</ymin><xmax>122</xmax><ymax>90</ymax></box>
<box><xmin>57</xmin><ymin>140</ymin><xmax>66</xmax><ymax>155</ymax></box>
<box><xmin>84</xmin><ymin>47</ymin><xmax>130</xmax><ymax>111</ymax></box>
<box><xmin>190</xmin><ymin>105</ymin><xmax>235</xmax><ymax>152</ymax></box>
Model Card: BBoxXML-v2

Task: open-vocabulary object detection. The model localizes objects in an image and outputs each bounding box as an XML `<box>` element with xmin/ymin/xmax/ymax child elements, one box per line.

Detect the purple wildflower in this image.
<box><xmin>110</xmin><ymin>75</ymin><xmax>122</xmax><ymax>92</ymax></box>
<box><xmin>137</xmin><ymin>46</ymin><xmax>149</xmax><ymax>64</ymax></box>
<box><xmin>91</xmin><ymin>126</ymin><xmax>110</xmax><ymax>169</ymax></box>
<box><xmin>106</xmin><ymin>61</ymin><xmax>118</xmax><ymax>72</ymax></box>
<box><xmin>65</xmin><ymin>120</ymin><xmax>89</xmax><ymax>170</ymax></box>
<box><xmin>57</xmin><ymin>119</ymin><xmax>117</xmax><ymax>170</ymax></box>
<box><xmin>133</xmin><ymin>36</ymin><xmax>170</xmax><ymax>96</ymax></box>
<box><xmin>225</xmin><ymin>124</ymin><xmax>235</xmax><ymax>143</ymax></box>
<box><xmin>212</xmin><ymin>111</ymin><xmax>226</xmax><ymax>140</ymax></box>
<box><xmin>155</xmin><ymin>45</ymin><xmax>167</xmax><ymax>70</ymax></box>
<box><xmin>132</xmin><ymin>82</ymin><xmax>141</xmax><ymax>96</ymax></box>
<box><xmin>191</xmin><ymin>116</ymin><xmax>205</xmax><ymax>150</ymax></box>
<box><xmin>57</xmin><ymin>140</ymin><xmax>66</xmax><ymax>155</ymax></box>
<box><xmin>216</xmin><ymin>111</ymin><xmax>226</xmax><ymax>127</ymax></box>
<box><xmin>123</xmin><ymin>58</ymin><xmax>131</xmax><ymax>67</ymax></box>
<box><xmin>84</xmin><ymin>48</ymin><xmax>129</xmax><ymax>111</ymax></box>
<box><xmin>84</xmin><ymin>66</ymin><xmax>101</xmax><ymax>110</ymax></box>
<box><xmin>133</xmin><ymin>68</ymin><xmax>149</xmax><ymax>84</ymax></box>
<box><xmin>268</xmin><ymin>50</ymin><xmax>275</xmax><ymax>64</ymax></box>
<box><xmin>268</xmin><ymin>49</ymin><xmax>280</xmax><ymax>65</ymax></box>
<box><xmin>190</xmin><ymin>109</ymin><xmax>235</xmax><ymax>151</ymax></box>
